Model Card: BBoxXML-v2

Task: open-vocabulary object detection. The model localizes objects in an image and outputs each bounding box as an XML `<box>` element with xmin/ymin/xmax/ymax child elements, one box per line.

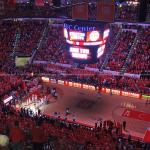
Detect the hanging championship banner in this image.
<box><xmin>97</xmin><ymin>0</ymin><xmax>115</xmax><ymax>22</ymax></box>
<box><xmin>72</xmin><ymin>0</ymin><xmax>88</xmax><ymax>19</ymax></box>
<box><xmin>0</xmin><ymin>0</ymin><xmax>4</xmax><ymax>16</ymax></box>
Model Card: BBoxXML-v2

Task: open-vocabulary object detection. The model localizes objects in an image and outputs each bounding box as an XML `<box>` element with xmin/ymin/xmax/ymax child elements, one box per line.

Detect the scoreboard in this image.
<box><xmin>64</xmin><ymin>20</ymin><xmax>110</xmax><ymax>64</ymax></box>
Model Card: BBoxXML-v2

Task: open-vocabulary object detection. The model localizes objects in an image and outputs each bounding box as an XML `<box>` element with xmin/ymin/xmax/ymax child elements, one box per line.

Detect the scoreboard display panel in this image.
<box><xmin>66</xmin><ymin>44</ymin><xmax>100</xmax><ymax>63</ymax></box>
<box><xmin>64</xmin><ymin>20</ymin><xmax>110</xmax><ymax>64</ymax></box>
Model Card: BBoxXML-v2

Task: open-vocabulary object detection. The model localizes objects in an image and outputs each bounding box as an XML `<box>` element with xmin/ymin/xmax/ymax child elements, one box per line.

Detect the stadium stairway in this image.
<box><xmin>146</xmin><ymin>3</ymin><xmax>150</xmax><ymax>22</ymax></box>
<box><xmin>29</xmin><ymin>23</ymin><xmax>49</xmax><ymax>64</ymax></box>
<box><xmin>100</xmin><ymin>28</ymin><xmax>122</xmax><ymax>71</ymax></box>
<box><xmin>120</xmin><ymin>31</ymin><xmax>140</xmax><ymax>75</ymax></box>
<box><xmin>36</xmin><ymin>23</ymin><xmax>49</xmax><ymax>51</ymax></box>
<box><xmin>12</xmin><ymin>28</ymin><xmax>20</xmax><ymax>56</ymax></box>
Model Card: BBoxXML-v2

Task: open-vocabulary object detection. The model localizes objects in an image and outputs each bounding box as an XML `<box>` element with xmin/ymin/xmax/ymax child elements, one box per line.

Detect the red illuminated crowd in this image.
<box><xmin>1</xmin><ymin>20</ymin><xmax>149</xmax><ymax>76</ymax></box>
<box><xmin>0</xmin><ymin>101</ymin><xmax>117</xmax><ymax>149</ymax></box>
<box><xmin>0</xmin><ymin>20</ymin><xmax>45</xmax><ymax>57</ymax></box>
<box><xmin>0</xmin><ymin>85</ymin><xmax>148</xmax><ymax>150</ymax></box>
<box><xmin>106</xmin><ymin>31</ymin><xmax>136</xmax><ymax>71</ymax></box>
<box><xmin>0</xmin><ymin>20</ymin><xmax>149</xmax><ymax>95</ymax></box>
<box><xmin>0</xmin><ymin>19</ymin><xmax>150</xmax><ymax>149</ymax></box>
<box><xmin>17</xmin><ymin>21</ymin><xmax>45</xmax><ymax>55</ymax></box>
<box><xmin>43</xmin><ymin>64</ymin><xmax>150</xmax><ymax>95</ymax></box>
<box><xmin>35</xmin><ymin>26</ymin><xmax>67</xmax><ymax>63</ymax></box>
<box><xmin>127</xmin><ymin>27</ymin><xmax>150</xmax><ymax>74</ymax></box>
<box><xmin>0</xmin><ymin>75</ymin><xmax>23</xmax><ymax>99</ymax></box>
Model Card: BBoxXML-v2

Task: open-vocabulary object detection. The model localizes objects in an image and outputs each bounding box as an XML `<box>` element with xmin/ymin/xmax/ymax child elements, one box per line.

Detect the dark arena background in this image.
<box><xmin>0</xmin><ymin>0</ymin><xmax>150</xmax><ymax>150</ymax></box>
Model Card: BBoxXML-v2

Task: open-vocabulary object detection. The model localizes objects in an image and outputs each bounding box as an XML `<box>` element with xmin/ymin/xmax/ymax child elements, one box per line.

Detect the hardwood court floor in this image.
<box><xmin>40</xmin><ymin>83</ymin><xmax>150</xmax><ymax>139</ymax></box>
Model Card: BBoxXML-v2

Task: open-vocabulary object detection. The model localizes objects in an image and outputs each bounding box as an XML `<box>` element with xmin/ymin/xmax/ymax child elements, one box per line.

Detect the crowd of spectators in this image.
<box><xmin>87</xmin><ymin>24</ymin><xmax>121</xmax><ymax>69</ymax></box>
<box><xmin>0</xmin><ymin>20</ymin><xmax>47</xmax><ymax>74</ymax></box>
<box><xmin>0</xmin><ymin>21</ymin><xmax>19</xmax><ymax>52</ymax></box>
<box><xmin>0</xmin><ymin>98</ymin><xmax>148</xmax><ymax>150</ymax></box>
<box><xmin>35</xmin><ymin>26</ymin><xmax>67</xmax><ymax>63</ymax></box>
<box><xmin>105</xmin><ymin>31</ymin><xmax>136</xmax><ymax>71</ymax></box>
<box><xmin>86</xmin><ymin>25</ymin><xmax>149</xmax><ymax>75</ymax></box>
<box><xmin>0</xmin><ymin>75</ymin><xmax>23</xmax><ymax>99</ymax></box>
<box><xmin>0</xmin><ymin>20</ymin><xmax>45</xmax><ymax>56</ymax></box>
<box><xmin>0</xmin><ymin>20</ymin><xmax>150</xmax><ymax>96</ymax></box>
<box><xmin>0</xmin><ymin>19</ymin><xmax>150</xmax><ymax>149</ymax></box>
<box><xmin>1</xmin><ymin>19</ymin><xmax>149</xmax><ymax>75</ymax></box>
<box><xmin>0</xmin><ymin>21</ymin><xmax>17</xmax><ymax>67</ymax></box>
<box><xmin>43</xmin><ymin>63</ymin><xmax>150</xmax><ymax>95</ymax></box>
<box><xmin>126</xmin><ymin>26</ymin><xmax>150</xmax><ymax>74</ymax></box>
<box><xmin>115</xmin><ymin>3</ymin><xmax>139</xmax><ymax>22</ymax></box>
<box><xmin>33</xmin><ymin>23</ymin><xmax>149</xmax><ymax>75</ymax></box>
<box><xmin>17</xmin><ymin>21</ymin><xmax>45</xmax><ymax>55</ymax></box>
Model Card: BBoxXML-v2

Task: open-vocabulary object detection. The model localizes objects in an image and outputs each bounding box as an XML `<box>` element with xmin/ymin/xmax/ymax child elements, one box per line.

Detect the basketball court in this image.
<box><xmin>38</xmin><ymin>83</ymin><xmax>150</xmax><ymax>140</ymax></box>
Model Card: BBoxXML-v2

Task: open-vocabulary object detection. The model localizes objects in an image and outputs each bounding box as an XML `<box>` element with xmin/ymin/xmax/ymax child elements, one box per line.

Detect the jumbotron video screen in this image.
<box><xmin>64</xmin><ymin>20</ymin><xmax>110</xmax><ymax>64</ymax></box>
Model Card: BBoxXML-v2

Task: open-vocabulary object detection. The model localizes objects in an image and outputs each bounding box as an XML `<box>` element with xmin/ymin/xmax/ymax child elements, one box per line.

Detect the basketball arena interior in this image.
<box><xmin>0</xmin><ymin>0</ymin><xmax>150</xmax><ymax>150</ymax></box>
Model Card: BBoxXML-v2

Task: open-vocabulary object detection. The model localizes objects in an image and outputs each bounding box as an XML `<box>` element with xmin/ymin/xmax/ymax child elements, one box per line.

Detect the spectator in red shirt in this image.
<box><xmin>9</xmin><ymin>121</ymin><xmax>24</xmax><ymax>150</ymax></box>
<box><xmin>31</xmin><ymin>122</ymin><xmax>45</xmax><ymax>150</ymax></box>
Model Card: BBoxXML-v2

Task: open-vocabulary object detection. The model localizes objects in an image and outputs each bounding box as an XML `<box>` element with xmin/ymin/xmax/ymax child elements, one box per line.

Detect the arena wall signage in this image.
<box><xmin>142</xmin><ymin>95</ymin><xmax>150</xmax><ymax>99</ymax></box>
<box><xmin>3</xmin><ymin>96</ymin><xmax>13</xmax><ymax>104</ymax></box>
<box><xmin>41</xmin><ymin>77</ymin><xmax>142</xmax><ymax>99</ymax></box>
